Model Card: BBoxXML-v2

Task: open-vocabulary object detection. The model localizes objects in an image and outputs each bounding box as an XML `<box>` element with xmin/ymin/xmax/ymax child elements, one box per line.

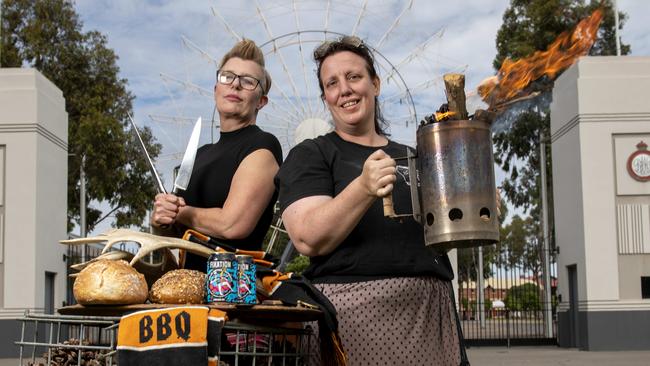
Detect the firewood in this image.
<box><xmin>473</xmin><ymin>109</ymin><xmax>497</xmax><ymax>124</ymax></box>
<box><xmin>443</xmin><ymin>73</ymin><xmax>468</xmax><ymax>120</ymax></box>
<box><xmin>32</xmin><ymin>338</ymin><xmax>108</xmax><ymax>366</ymax></box>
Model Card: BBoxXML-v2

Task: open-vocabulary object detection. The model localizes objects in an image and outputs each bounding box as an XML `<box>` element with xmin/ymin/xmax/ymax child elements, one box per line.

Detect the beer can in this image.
<box><xmin>206</xmin><ymin>252</ymin><xmax>238</xmax><ymax>303</ymax></box>
<box><xmin>236</xmin><ymin>255</ymin><xmax>257</xmax><ymax>304</ymax></box>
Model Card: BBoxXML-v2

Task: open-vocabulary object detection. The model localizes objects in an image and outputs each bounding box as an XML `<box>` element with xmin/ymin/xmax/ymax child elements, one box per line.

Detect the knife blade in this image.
<box><xmin>172</xmin><ymin>117</ymin><xmax>202</xmax><ymax>194</ymax></box>
<box><xmin>128</xmin><ymin>113</ymin><xmax>167</xmax><ymax>194</ymax></box>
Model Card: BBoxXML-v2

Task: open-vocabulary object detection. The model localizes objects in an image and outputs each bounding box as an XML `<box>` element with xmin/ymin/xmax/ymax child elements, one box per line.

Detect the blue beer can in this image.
<box><xmin>206</xmin><ymin>252</ymin><xmax>239</xmax><ymax>303</ymax></box>
<box><xmin>236</xmin><ymin>255</ymin><xmax>257</xmax><ymax>304</ymax></box>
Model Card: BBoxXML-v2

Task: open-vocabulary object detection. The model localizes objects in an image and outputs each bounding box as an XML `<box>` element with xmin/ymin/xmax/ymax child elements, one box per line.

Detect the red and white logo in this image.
<box><xmin>627</xmin><ymin>141</ymin><xmax>650</xmax><ymax>182</ymax></box>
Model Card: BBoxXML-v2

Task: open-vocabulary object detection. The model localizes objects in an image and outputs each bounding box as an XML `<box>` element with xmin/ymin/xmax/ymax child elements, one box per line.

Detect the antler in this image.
<box><xmin>60</xmin><ymin>228</ymin><xmax>215</xmax><ymax>266</ymax></box>
<box><xmin>69</xmin><ymin>248</ymin><xmax>180</xmax><ymax>286</ymax></box>
<box><xmin>69</xmin><ymin>250</ymin><xmax>132</xmax><ymax>271</ymax></box>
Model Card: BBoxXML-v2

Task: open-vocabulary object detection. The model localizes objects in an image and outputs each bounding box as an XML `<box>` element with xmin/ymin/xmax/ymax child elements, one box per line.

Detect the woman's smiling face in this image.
<box><xmin>319</xmin><ymin>51</ymin><xmax>380</xmax><ymax>134</ymax></box>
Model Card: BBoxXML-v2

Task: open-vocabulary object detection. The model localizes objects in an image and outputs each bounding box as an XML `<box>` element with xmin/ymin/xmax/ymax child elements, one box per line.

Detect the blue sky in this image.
<box><xmin>71</xmin><ymin>0</ymin><xmax>650</xmax><ymax>232</ymax></box>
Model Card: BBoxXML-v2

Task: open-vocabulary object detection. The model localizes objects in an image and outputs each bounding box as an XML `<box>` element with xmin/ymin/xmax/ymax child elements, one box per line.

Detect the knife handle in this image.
<box><xmin>158</xmin><ymin>189</ymin><xmax>180</xmax><ymax>229</ymax></box>
<box><xmin>253</xmin><ymin>258</ymin><xmax>275</xmax><ymax>268</ymax></box>
<box><xmin>185</xmin><ymin>229</ymin><xmax>209</xmax><ymax>242</ymax></box>
<box><xmin>236</xmin><ymin>249</ymin><xmax>267</xmax><ymax>260</ymax></box>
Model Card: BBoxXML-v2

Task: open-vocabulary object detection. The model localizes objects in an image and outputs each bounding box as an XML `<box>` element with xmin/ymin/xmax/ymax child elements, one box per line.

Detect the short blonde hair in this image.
<box><xmin>219</xmin><ymin>39</ymin><xmax>272</xmax><ymax>95</ymax></box>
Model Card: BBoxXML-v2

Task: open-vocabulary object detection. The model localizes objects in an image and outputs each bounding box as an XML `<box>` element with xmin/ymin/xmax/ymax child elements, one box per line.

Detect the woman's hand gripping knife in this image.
<box><xmin>282</xmin><ymin>149</ymin><xmax>396</xmax><ymax>257</ymax></box>
<box><xmin>151</xmin><ymin>193</ymin><xmax>186</xmax><ymax>234</ymax></box>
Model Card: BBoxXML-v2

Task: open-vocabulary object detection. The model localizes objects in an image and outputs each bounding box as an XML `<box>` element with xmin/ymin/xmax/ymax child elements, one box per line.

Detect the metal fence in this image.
<box><xmin>457</xmin><ymin>245</ymin><xmax>557</xmax><ymax>346</ymax></box>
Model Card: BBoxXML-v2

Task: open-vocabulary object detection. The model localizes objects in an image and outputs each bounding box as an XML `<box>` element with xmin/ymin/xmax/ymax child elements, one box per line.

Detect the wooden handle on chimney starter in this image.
<box><xmin>383</xmin><ymin>195</ymin><xmax>396</xmax><ymax>217</ymax></box>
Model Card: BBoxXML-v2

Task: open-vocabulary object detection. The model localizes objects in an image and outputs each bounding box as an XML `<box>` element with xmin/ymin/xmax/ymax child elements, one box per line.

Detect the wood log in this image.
<box><xmin>473</xmin><ymin>109</ymin><xmax>497</xmax><ymax>124</ymax></box>
<box><xmin>443</xmin><ymin>73</ymin><xmax>468</xmax><ymax>120</ymax></box>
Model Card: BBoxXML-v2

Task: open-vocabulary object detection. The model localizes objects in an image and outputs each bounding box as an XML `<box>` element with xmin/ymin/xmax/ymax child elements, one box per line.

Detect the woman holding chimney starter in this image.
<box><xmin>275</xmin><ymin>35</ymin><xmax>464</xmax><ymax>365</ymax></box>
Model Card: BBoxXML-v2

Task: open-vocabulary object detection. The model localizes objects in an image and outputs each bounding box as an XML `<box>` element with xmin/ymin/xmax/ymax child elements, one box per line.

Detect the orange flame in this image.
<box><xmin>435</xmin><ymin>111</ymin><xmax>456</xmax><ymax>121</ymax></box>
<box><xmin>478</xmin><ymin>9</ymin><xmax>603</xmax><ymax>107</ymax></box>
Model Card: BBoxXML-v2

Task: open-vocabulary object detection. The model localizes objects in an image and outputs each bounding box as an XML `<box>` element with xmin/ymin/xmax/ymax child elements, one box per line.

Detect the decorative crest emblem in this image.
<box><xmin>627</xmin><ymin>140</ymin><xmax>650</xmax><ymax>182</ymax></box>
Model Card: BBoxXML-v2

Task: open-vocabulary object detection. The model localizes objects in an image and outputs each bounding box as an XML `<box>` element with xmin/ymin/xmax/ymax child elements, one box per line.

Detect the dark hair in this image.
<box><xmin>313</xmin><ymin>35</ymin><xmax>389</xmax><ymax>136</ymax></box>
<box><xmin>219</xmin><ymin>38</ymin><xmax>272</xmax><ymax>95</ymax></box>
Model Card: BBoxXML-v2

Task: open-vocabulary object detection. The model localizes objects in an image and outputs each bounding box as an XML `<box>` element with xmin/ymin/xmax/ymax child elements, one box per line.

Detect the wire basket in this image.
<box><xmin>15</xmin><ymin>310</ymin><xmax>120</xmax><ymax>366</ymax></box>
<box><xmin>15</xmin><ymin>310</ymin><xmax>314</xmax><ymax>366</ymax></box>
<box><xmin>220</xmin><ymin>321</ymin><xmax>313</xmax><ymax>366</ymax></box>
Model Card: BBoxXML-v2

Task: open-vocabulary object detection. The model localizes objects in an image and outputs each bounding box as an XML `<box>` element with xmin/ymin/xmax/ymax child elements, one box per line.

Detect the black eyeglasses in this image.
<box><xmin>216</xmin><ymin>70</ymin><xmax>263</xmax><ymax>92</ymax></box>
<box><xmin>314</xmin><ymin>35</ymin><xmax>366</xmax><ymax>60</ymax></box>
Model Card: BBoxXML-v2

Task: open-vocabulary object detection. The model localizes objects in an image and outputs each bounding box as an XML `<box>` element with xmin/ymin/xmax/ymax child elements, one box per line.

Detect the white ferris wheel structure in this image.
<box><xmin>149</xmin><ymin>0</ymin><xmax>468</xmax><ymax>176</ymax></box>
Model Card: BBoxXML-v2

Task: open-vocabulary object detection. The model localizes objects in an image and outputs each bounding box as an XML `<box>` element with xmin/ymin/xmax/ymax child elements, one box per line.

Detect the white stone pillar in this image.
<box><xmin>0</xmin><ymin>69</ymin><xmax>68</xmax><ymax>346</ymax></box>
<box><xmin>551</xmin><ymin>56</ymin><xmax>650</xmax><ymax>350</ymax></box>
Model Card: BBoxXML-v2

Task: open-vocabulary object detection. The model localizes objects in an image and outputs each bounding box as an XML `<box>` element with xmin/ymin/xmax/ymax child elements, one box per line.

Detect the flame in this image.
<box><xmin>478</xmin><ymin>9</ymin><xmax>603</xmax><ymax>107</ymax></box>
<box><xmin>435</xmin><ymin>111</ymin><xmax>456</xmax><ymax>121</ymax></box>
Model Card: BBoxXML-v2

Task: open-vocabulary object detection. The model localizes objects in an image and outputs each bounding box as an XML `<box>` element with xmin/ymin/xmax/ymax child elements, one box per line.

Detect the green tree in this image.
<box><xmin>1</xmin><ymin>0</ymin><xmax>160</xmax><ymax>232</ymax></box>
<box><xmin>505</xmin><ymin>283</ymin><xmax>542</xmax><ymax>311</ymax></box>
<box><xmin>492</xmin><ymin>0</ymin><xmax>630</xmax><ymax>224</ymax></box>
<box><xmin>497</xmin><ymin>215</ymin><xmax>543</xmax><ymax>278</ymax></box>
<box><xmin>285</xmin><ymin>255</ymin><xmax>310</xmax><ymax>275</ymax></box>
<box><xmin>458</xmin><ymin>245</ymin><xmax>497</xmax><ymax>284</ymax></box>
<box><xmin>493</xmin><ymin>0</ymin><xmax>630</xmax><ymax>209</ymax></box>
<box><xmin>494</xmin><ymin>0</ymin><xmax>630</xmax><ymax>72</ymax></box>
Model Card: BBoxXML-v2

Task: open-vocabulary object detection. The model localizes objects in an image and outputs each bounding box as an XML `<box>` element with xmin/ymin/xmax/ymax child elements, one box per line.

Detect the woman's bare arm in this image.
<box><xmin>282</xmin><ymin>149</ymin><xmax>396</xmax><ymax>256</ymax></box>
<box><xmin>174</xmin><ymin>148</ymin><xmax>279</xmax><ymax>240</ymax></box>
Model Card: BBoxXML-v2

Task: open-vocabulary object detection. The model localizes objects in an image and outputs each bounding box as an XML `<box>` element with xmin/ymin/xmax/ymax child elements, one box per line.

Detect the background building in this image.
<box><xmin>0</xmin><ymin>69</ymin><xmax>68</xmax><ymax>357</ymax></box>
<box><xmin>552</xmin><ymin>56</ymin><xmax>650</xmax><ymax>350</ymax></box>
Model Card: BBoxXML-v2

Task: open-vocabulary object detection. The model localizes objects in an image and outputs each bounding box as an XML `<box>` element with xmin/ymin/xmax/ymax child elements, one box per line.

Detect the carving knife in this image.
<box><xmin>128</xmin><ymin>113</ymin><xmax>167</xmax><ymax>194</ymax></box>
<box><xmin>129</xmin><ymin>114</ymin><xmax>201</xmax><ymax>229</ymax></box>
<box><xmin>172</xmin><ymin>117</ymin><xmax>202</xmax><ymax>194</ymax></box>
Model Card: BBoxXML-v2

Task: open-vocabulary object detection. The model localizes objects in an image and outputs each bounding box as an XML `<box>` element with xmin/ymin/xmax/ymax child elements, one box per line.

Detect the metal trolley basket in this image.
<box><xmin>16</xmin><ymin>310</ymin><xmax>314</xmax><ymax>366</ymax></box>
<box><xmin>219</xmin><ymin>321</ymin><xmax>314</xmax><ymax>366</ymax></box>
<box><xmin>16</xmin><ymin>311</ymin><xmax>120</xmax><ymax>366</ymax></box>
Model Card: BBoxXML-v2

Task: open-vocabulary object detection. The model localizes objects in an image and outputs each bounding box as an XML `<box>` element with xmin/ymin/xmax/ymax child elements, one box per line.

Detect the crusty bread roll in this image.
<box><xmin>149</xmin><ymin>269</ymin><xmax>206</xmax><ymax>304</ymax></box>
<box><xmin>73</xmin><ymin>259</ymin><xmax>148</xmax><ymax>305</ymax></box>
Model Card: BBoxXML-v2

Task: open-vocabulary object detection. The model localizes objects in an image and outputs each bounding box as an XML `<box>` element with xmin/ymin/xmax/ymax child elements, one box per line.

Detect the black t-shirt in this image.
<box><xmin>276</xmin><ymin>132</ymin><xmax>453</xmax><ymax>283</ymax></box>
<box><xmin>179</xmin><ymin>125</ymin><xmax>282</xmax><ymax>272</ymax></box>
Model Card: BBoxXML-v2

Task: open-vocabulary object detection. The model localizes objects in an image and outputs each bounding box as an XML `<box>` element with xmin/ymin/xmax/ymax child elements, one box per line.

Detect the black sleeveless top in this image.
<box><xmin>275</xmin><ymin>132</ymin><xmax>452</xmax><ymax>283</ymax></box>
<box><xmin>178</xmin><ymin>125</ymin><xmax>282</xmax><ymax>271</ymax></box>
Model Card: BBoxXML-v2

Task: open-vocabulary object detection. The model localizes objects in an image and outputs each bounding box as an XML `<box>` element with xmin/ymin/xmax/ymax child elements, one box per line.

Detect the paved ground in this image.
<box><xmin>4</xmin><ymin>347</ymin><xmax>650</xmax><ymax>365</ymax></box>
<box><xmin>467</xmin><ymin>346</ymin><xmax>650</xmax><ymax>366</ymax></box>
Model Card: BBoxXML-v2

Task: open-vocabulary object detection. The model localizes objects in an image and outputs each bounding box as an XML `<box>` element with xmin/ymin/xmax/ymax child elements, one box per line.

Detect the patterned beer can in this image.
<box><xmin>206</xmin><ymin>252</ymin><xmax>239</xmax><ymax>303</ymax></box>
<box><xmin>236</xmin><ymin>255</ymin><xmax>257</xmax><ymax>304</ymax></box>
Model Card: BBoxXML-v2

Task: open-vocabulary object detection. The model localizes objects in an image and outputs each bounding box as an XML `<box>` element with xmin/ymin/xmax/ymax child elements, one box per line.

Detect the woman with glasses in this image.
<box><xmin>152</xmin><ymin>39</ymin><xmax>282</xmax><ymax>272</ymax></box>
<box><xmin>275</xmin><ymin>36</ymin><xmax>462</xmax><ymax>365</ymax></box>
